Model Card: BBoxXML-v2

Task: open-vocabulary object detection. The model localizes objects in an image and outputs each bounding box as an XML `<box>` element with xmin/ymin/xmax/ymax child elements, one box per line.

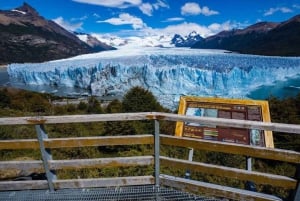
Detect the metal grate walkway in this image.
<box><xmin>0</xmin><ymin>185</ymin><xmax>221</xmax><ymax>201</ymax></box>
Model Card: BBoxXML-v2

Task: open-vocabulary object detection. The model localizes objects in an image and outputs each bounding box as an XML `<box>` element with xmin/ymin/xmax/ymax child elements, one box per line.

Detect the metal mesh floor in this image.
<box><xmin>0</xmin><ymin>185</ymin><xmax>221</xmax><ymax>201</ymax></box>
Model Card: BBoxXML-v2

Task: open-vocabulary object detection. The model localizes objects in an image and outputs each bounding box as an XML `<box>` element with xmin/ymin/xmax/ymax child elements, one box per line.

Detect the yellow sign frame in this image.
<box><xmin>175</xmin><ymin>96</ymin><xmax>274</xmax><ymax>148</ymax></box>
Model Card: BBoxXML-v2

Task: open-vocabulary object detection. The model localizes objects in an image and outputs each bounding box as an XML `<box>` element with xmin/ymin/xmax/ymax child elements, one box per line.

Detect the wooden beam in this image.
<box><xmin>160</xmin><ymin>174</ymin><xmax>283</xmax><ymax>201</ymax></box>
<box><xmin>49</xmin><ymin>156</ymin><xmax>154</xmax><ymax>170</ymax></box>
<box><xmin>0</xmin><ymin>139</ymin><xmax>39</xmax><ymax>150</ymax></box>
<box><xmin>160</xmin><ymin>135</ymin><xmax>300</xmax><ymax>164</ymax></box>
<box><xmin>53</xmin><ymin>176</ymin><xmax>154</xmax><ymax>189</ymax></box>
<box><xmin>44</xmin><ymin>135</ymin><xmax>154</xmax><ymax>148</ymax></box>
<box><xmin>0</xmin><ymin>113</ymin><xmax>150</xmax><ymax>125</ymax></box>
<box><xmin>0</xmin><ymin>160</ymin><xmax>43</xmax><ymax>174</ymax></box>
<box><xmin>1</xmin><ymin>112</ymin><xmax>300</xmax><ymax>134</ymax></box>
<box><xmin>153</xmin><ymin>112</ymin><xmax>300</xmax><ymax>134</ymax></box>
<box><xmin>160</xmin><ymin>156</ymin><xmax>297</xmax><ymax>189</ymax></box>
<box><xmin>0</xmin><ymin>180</ymin><xmax>48</xmax><ymax>191</ymax></box>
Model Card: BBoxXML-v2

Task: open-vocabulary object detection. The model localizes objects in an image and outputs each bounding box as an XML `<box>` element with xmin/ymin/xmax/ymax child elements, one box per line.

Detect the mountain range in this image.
<box><xmin>192</xmin><ymin>15</ymin><xmax>300</xmax><ymax>56</ymax></box>
<box><xmin>0</xmin><ymin>3</ymin><xmax>114</xmax><ymax>64</ymax></box>
<box><xmin>171</xmin><ymin>31</ymin><xmax>203</xmax><ymax>47</ymax></box>
<box><xmin>1</xmin><ymin>3</ymin><xmax>299</xmax><ymax>65</ymax></box>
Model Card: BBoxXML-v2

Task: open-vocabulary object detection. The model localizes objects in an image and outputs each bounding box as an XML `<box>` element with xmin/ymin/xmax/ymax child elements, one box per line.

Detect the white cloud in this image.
<box><xmin>181</xmin><ymin>2</ymin><xmax>219</xmax><ymax>16</ymax></box>
<box><xmin>153</xmin><ymin>0</ymin><xmax>169</xmax><ymax>10</ymax></box>
<box><xmin>71</xmin><ymin>15</ymin><xmax>88</xmax><ymax>21</ymax></box>
<box><xmin>72</xmin><ymin>0</ymin><xmax>142</xmax><ymax>8</ymax></box>
<box><xmin>181</xmin><ymin>2</ymin><xmax>201</xmax><ymax>15</ymax></box>
<box><xmin>139</xmin><ymin>3</ymin><xmax>153</xmax><ymax>16</ymax></box>
<box><xmin>97</xmin><ymin>13</ymin><xmax>147</xmax><ymax>30</ymax></box>
<box><xmin>138</xmin><ymin>0</ymin><xmax>169</xmax><ymax>16</ymax></box>
<box><xmin>264</xmin><ymin>7</ymin><xmax>293</xmax><ymax>16</ymax></box>
<box><xmin>93</xmin><ymin>13</ymin><xmax>100</xmax><ymax>18</ymax></box>
<box><xmin>73</xmin><ymin>0</ymin><xmax>168</xmax><ymax>16</ymax></box>
<box><xmin>201</xmin><ymin>6</ymin><xmax>219</xmax><ymax>16</ymax></box>
<box><xmin>53</xmin><ymin>17</ymin><xmax>83</xmax><ymax>32</ymax></box>
<box><xmin>163</xmin><ymin>17</ymin><xmax>185</xmax><ymax>22</ymax></box>
<box><xmin>159</xmin><ymin>21</ymin><xmax>232</xmax><ymax>37</ymax></box>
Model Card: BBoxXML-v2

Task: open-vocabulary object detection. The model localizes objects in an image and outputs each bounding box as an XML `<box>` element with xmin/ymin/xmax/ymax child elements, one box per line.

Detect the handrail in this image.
<box><xmin>1</xmin><ymin>112</ymin><xmax>300</xmax><ymax>133</ymax></box>
<box><xmin>0</xmin><ymin>112</ymin><xmax>299</xmax><ymax>201</ymax></box>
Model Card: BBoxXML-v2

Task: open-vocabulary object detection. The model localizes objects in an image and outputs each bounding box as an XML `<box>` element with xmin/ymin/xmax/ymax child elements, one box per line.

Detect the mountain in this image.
<box><xmin>75</xmin><ymin>32</ymin><xmax>116</xmax><ymax>52</ymax></box>
<box><xmin>192</xmin><ymin>15</ymin><xmax>300</xmax><ymax>56</ymax></box>
<box><xmin>0</xmin><ymin>3</ymin><xmax>113</xmax><ymax>64</ymax></box>
<box><xmin>171</xmin><ymin>31</ymin><xmax>203</xmax><ymax>47</ymax></box>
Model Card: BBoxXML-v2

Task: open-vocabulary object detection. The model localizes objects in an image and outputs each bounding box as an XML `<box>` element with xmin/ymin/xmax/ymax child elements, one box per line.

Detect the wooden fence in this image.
<box><xmin>0</xmin><ymin>112</ymin><xmax>299</xmax><ymax>201</ymax></box>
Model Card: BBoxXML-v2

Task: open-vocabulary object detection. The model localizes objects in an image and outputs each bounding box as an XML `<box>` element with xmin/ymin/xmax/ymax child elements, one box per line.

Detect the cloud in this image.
<box><xmin>201</xmin><ymin>6</ymin><xmax>219</xmax><ymax>16</ymax></box>
<box><xmin>53</xmin><ymin>17</ymin><xmax>83</xmax><ymax>32</ymax></box>
<box><xmin>264</xmin><ymin>7</ymin><xmax>293</xmax><ymax>16</ymax></box>
<box><xmin>72</xmin><ymin>0</ymin><xmax>142</xmax><ymax>8</ymax></box>
<box><xmin>181</xmin><ymin>2</ymin><xmax>201</xmax><ymax>15</ymax></box>
<box><xmin>97</xmin><ymin>13</ymin><xmax>147</xmax><ymax>29</ymax></box>
<box><xmin>163</xmin><ymin>17</ymin><xmax>185</xmax><ymax>22</ymax></box>
<box><xmin>153</xmin><ymin>0</ymin><xmax>169</xmax><ymax>10</ymax></box>
<box><xmin>139</xmin><ymin>0</ymin><xmax>169</xmax><ymax>16</ymax></box>
<box><xmin>71</xmin><ymin>15</ymin><xmax>88</xmax><ymax>21</ymax></box>
<box><xmin>181</xmin><ymin>2</ymin><xmax>219</xmax><ymax>16</ymax></box>
<box><xmin>73</xmin><ymin>0</ymin><xmax>168</xmax><ymax>16</ymax></box>
<box><xmin>139</xmin><ymin>3</ymin><xmax>153</xmax><ymax>16</ymax></box>
<box><xmin>159</xmin><ymin>21</ymin><xmax>232</xmax><ymax>37</ymax></box>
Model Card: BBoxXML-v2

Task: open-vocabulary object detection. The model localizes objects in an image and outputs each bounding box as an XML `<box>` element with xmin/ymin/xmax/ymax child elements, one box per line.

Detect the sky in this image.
<box><xmin>1</xmin><ymin>0</ymin><xmax>300</xmax><ymax>38</ymax></box>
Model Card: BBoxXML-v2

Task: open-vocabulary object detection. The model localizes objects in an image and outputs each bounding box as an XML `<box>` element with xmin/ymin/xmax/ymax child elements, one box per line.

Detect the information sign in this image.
<box><xmin>175</xmin><ymin>97</ymin><xmax>274</xmax><ymax>148</ymax></box>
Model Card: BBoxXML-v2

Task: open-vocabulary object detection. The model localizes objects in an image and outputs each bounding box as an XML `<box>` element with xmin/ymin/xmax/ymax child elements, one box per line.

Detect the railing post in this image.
<box><xmin>154</xmin><ymin>120</ymin><xmax>160</xmax><ymax>201</ymax></box>
<box><xmin>185</xmin><ymin>148</ymin><xmax>194</xmax><ymax>179</ymax></box>
<box><xmin>35</xmin><ymin>124</ymin><xmax>56</xmax><ymax>191</ymax></box>
<box><xmin>245</xmin><ymin>157</ymin><xmax>257</xmax><ymax>192</ymax></box>
<box><xmin>292</xmin><ymin>164</ymin><xmax>300</xmax><ymax>201</ymax></box>
<box><xmin>154</xmin><ymin>120</ymin><xmax>160</xmax><ymax>188</ymax></box>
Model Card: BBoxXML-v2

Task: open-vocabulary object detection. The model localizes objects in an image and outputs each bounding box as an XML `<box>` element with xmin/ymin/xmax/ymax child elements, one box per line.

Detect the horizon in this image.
<box><xmin>1</xmin><ymin>0</ymin><xmax>300</xmax><ymax>39</ymax></box>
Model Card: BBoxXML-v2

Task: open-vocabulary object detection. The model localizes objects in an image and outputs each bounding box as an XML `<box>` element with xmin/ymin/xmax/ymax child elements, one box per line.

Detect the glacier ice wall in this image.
<box><xmin>7</xmin><ymin>48</ymin><xmax>300</xmax><ymax>109</ymax></box>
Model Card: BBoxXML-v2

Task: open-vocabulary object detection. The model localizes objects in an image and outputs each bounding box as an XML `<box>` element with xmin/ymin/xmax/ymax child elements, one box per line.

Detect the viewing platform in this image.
<box><xmin>0</xmin><ymin>112</ymin><xmax>299</xmax><ymax>201</ymax></box>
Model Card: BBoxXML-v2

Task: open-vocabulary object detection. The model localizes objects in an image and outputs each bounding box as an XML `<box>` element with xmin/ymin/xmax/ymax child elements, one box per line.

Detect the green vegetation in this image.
<box><xmin>0</xmin><ymin>87</ymin><xmax>299</xmax><ymax>199</ymax></box>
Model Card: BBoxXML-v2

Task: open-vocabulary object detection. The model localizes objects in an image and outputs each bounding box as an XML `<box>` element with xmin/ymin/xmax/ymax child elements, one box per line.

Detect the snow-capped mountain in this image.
<box><xmin>75</xmin><ymin>32</ymin><xmax>116</xmax><ymax>51</ymax></box>
<box><xmin>171</xmin><ymin>31</ymin><xmax>203</xmax><ymax>47</ymax></box>
<box><xmin>7</xmin><ymin>47</ymin><xmax>300</xmax><ymax>110</ymax></box>
<box><xmin>91</xmin><ymin>34</ymin><xmax>174</xmax><ymax>48</ymax></box>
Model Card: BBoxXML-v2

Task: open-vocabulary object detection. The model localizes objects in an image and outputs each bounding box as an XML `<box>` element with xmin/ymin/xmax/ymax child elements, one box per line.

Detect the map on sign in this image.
<box><xmin>175</xmin><ymin>97</ymin><xmax>274</xmax><ymax>148</ymax></box>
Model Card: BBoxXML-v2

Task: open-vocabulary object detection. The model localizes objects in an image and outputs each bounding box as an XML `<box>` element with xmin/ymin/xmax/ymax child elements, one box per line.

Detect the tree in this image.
<box><xmin>122</xmin><ymin>87</ymin><xmax>163</xmax><ymax>112</ymax></box>
<box><xmin>87</xmin><ymin>97</ymin><xmax>103</xmax><ymax>114</ymax></box>
<box><xmin>0</xmin><ymin>89</ymin><xmax>11</xmax><ymax>108</ymax></box>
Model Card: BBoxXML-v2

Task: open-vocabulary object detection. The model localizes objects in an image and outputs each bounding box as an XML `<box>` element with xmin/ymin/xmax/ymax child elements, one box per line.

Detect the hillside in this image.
<box><xmin>0</xmin><ymin>3</ymin><xmax>114</xmax><ymax>64</ymax></box>
<box><xmin>192</xmin><ymin>15</ymin><xmax>300</xmax><ymax>56</ymax></box>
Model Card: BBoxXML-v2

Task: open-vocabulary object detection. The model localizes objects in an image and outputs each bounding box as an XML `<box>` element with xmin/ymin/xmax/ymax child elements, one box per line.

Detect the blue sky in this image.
<box><xmin>1</xmin><ymin>0</ymin><xmax>300</xmax><ymax>37</ymax></box>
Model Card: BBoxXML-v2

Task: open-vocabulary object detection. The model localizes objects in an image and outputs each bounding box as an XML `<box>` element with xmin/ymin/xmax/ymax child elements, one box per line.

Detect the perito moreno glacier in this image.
<box><xmin>7</xmin><ymin>47</ymin><xmax>300</xmax><ymax>109</ymax></box>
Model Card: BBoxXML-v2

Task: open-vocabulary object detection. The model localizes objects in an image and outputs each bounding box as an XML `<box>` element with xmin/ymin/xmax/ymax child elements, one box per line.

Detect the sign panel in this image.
<box><xmin>175</xmin><ymin>96</ymin><xmax>274</xmax><ymax>148</ymax></box>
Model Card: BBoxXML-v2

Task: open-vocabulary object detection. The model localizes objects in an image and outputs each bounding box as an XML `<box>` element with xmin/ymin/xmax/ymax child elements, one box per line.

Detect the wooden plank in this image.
<box><xmin>149</xmin><ymin>112</ymin><xmax>300</xmax><ymax>134</ymax></box>
<box><xmin>0</xmin><ymin>160</ymin><xmax>43</xmax><ymax>174</ymax></box>
<box><xmin>160</xmin><ymin>156</ymin><xmax>297</xmax><ymax>189</ymax></box>
<box><xmin>1</xmin><ymin>112</ymin><xmax>300</xmax><ymax>134</ymax></box>
<box><xmin>53</xmin><ymin>176</ymin><xmax>154</xmax><ymax>189</ymax></box>
<box><xmin>0</xmin><ymin>180</ymin><xmax>48</xmax><ymax>191</ymax></box>
<box><xmin>160</xmin><ymin>174</ymin><xmax>283</xmax><ymax>201</ymax></box>
<box><xmin>49</xmin><ymin>156</ymin><xmax>154</xmax><ymax>170</ymax></box>
<box><xmin>160</xmin><ymin>135</ymin><xmax>300</xmax><ymax>164</ymax></box>
<box><xmin>0</xmin><ymin>113</ymin><xmax>150</xmax><ymax>125</ymax></box>
<box><xmin>0</xmin><ymin>139</ymin><xmax>39</xmax><ymax>150</ymax></box>
<box><xmin>44</xmin><ymin>135</ymin><xmax>154</xmax><ymax>148</ymax></box>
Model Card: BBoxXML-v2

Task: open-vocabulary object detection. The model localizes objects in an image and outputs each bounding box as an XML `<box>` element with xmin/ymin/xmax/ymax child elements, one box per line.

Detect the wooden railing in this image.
<box><xmin>0</xmin><ymin>112</ymin><xmax>299</xmax><ymax>201</ymax></box>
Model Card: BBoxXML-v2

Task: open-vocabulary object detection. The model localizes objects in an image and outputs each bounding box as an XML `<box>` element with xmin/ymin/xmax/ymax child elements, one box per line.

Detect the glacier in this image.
<box><xmin>7</xmin><ymin>47</ymin><xmax>300</xmax><ymax>110</ymax></box>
